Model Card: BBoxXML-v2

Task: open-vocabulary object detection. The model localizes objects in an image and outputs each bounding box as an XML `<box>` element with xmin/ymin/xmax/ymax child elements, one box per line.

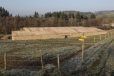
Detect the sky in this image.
<box><xmin>0</xmin><ymin>0</ymin><xmax>114</xmax><ymax>16</ymax></box>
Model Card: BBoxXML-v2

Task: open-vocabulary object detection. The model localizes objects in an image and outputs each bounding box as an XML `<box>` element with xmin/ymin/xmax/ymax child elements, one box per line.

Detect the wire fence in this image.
<box><xmin>0</xmin><ymin>32</ymin><xmax>113</xmax><ymax>76</ymax></box>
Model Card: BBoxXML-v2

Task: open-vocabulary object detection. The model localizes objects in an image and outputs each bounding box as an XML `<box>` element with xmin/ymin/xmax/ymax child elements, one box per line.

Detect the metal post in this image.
<box><xmin>4</xmin><ymin>52</ymin><xmax>7</xmax><ymax>70</ymax></box>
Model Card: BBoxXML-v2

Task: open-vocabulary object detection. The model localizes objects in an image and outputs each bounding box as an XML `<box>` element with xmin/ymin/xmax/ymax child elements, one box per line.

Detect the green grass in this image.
<box><xmin>0</xmin><ymin>34</ymin><xmax>106</xmax><ymax>57</ymax></box>
<box><xmin>0</xmin><ymin>35</ymin><xmax>103</xmax><ymax>56</ymax></box>
<box><xmin>109</xmin><ymin>41</ymin><xmax>114</xmax><ymax>70</ymax></box>
<box><xmin>107</xmin><ymin>40</ymin><xmax>114</xmax><ymax>70</ymax></box>
<box><xmin>0</xmin><ymin>34</ymin><xmax>109</xmax><ymax>70</ymax></box>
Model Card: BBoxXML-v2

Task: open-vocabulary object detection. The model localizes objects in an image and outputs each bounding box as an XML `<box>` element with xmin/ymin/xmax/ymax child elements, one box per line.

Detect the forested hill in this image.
<box><xmin>63</xmin><ymin>10</ymin><xmax>114</xmax><ymax>18</ymax></box>
<box><xmin>0</xmin><ymin>7</ymin><xmax>113</xmax><ymax>34</ymax></box>
<box><xmin>95</xmin><ymin>10</ymin><xmax>114</xmax><ymax>18</ymax></box>
<box><xmin>63</xmin><ymin>11</ymin><xmax>95</xmax><ymax>16</ymax></box>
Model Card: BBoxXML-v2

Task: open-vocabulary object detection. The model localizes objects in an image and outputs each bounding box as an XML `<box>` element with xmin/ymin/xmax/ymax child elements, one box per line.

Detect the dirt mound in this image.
<box><xmin>12</xmin><ymin>27</ymin><xmax>107</xmax><ymax>40</ymax></box>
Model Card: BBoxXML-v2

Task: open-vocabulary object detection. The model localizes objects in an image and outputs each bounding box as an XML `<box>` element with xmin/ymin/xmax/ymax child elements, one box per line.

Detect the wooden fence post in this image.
<box><xmin>57</xmin><ymin>54</ymin><xmax>61</xmax><ymax>76</ymax></box>
<box><xmin>40</xmin><ymin>50</ymin><xmax>44</xmax><ymax>70</ymax></box>
<box><xmin>107</xmin><ymin>33</ymin><xmax>109</xmax><ymax>38</ymax></box>
<box><xmin>82</xmin><ymin>41</ymin><xmax>84</xmax><ymax>62</ymax></box>
<box><xmin>57</xmin><ymin>54</ymin><xmax>60</xmax><ymax>70</ymax></box>
<box><xmin>110</xmin><ymin>32</ymin><xmax>112</xmax><ymax>38</ymax></box>
<box><xmin>4</xmin><ymin>52</ymin><xmax>7</xmax><ymax>70</ymax></box>
<box><xmin>94</xmin><ymin>36</ymin><xmax>96</xmax><ymax>44</ymax></box>
<box><xmin>100</xmin><ymin>34</ymin><xmax>102</xmax><ymax>41</ymax></box>
<box><xmin>105</xmin><ymin>34</ymin><xmax>107</xmax><ymax>39</ymax></box>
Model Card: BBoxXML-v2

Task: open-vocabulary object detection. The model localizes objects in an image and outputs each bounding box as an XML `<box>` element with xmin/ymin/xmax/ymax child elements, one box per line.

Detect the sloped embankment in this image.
<box><xmin>61</xmin><ymin>39</ymin><xmax>113</xmax><ymax>76</ymax></box>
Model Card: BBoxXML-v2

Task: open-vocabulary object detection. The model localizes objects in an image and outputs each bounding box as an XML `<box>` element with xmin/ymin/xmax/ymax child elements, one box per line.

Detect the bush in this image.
<box><xmin>3</xmin><ymin>69</ymin><xmax>30</xmax><ymax>76</ymax></box>
<box><xmin>0</xmin><ymin>71</ymin><xmax>4</xmax><ymax>76</ymax></box>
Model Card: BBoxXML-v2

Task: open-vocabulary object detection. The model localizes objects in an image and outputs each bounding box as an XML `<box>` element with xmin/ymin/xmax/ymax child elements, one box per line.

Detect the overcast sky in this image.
<box><xmin>0</xmin><ymin>0</ymin><xmax>114</xmax><ymax>16</ymax></box>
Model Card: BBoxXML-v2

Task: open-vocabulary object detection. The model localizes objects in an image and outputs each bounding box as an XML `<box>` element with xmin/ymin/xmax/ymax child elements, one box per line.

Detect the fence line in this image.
<box><xmin>0</xmin><ymin>33</ymin><xmax>113</xmax><ymax>76</ymax></box>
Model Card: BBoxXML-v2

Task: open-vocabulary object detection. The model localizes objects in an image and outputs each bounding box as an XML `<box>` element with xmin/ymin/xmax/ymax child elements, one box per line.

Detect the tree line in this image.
<box><xmin>0</xmin><ymin>7</ymin><xmax>113</xmax><ymax>34</ymax></box>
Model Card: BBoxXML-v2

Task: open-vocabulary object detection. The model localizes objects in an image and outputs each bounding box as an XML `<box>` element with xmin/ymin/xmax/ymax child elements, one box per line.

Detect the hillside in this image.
<box><xmin>0</xmin><ymin>6</ymin><xmax>114</xmax><ymax>35</ymax></box>
<box><xmin>63</xmin><ymin>11</ymin><xmax>93</xmax><ymax>15</ymax></box>
<box><xmin>96</xmin><ymin>10</ymin><xmax>114</xmax><ymax>18</ymax></box>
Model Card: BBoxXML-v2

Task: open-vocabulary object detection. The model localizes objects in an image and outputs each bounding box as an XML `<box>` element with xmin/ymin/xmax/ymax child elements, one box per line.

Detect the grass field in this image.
<box><xmin>0</xmin><ymin>34</ymin><xmax>108</xmax><ymax>70</ymax></box>
<box><xmin>107</xmin><ymin>41</ymin><xmax>114</xmax><ymax>70</ymax></box>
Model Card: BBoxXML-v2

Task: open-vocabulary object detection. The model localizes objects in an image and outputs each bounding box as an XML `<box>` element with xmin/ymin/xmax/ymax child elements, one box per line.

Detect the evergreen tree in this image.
<box><xmin>90</xmin><ymin>13</ymin><xmax>96</xmax><ymax>19</ymax></box>
<box><xmin>45</xmin><ymin>12</ymin><xmax>52</xmax><ymax>18</ymax></box>
<box><xmin>76</xmin><ymin>12</ymin><xmax>81</xmax><ymax>22</ymax></box>
<box><xmin>34</xmin><ymin>12</ymin><xmax>39</xmax><ymax>18</ymax></box>
<box><xmin>0</xmin><ymin>7</ymin><xmax>10</xmax><ymax>17</ymax></box>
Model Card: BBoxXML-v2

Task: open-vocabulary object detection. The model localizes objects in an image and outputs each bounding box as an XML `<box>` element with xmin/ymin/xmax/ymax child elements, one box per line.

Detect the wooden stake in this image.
<box><xmin>105</xmin><ymin>34</ymin><xmax>107</xmax><ymax>39</ymax></box>
<box><xmin>94</xmin><ymin>36</ymin><xmax>96</xmax><ymax>44</ymax></box>
<box><xmin>4</xmin><ymin>52</ymin><xmax>7</xmax><ymax>70</ymax></box>
<box><xmin>100</xmin><ymin>34</ymin><xmax>102</xmax><ymax>41</ymax></box>
<box><xmin>109</xmin><ymin>32</ymin><xmax>111</xmax><ymax>38</ymax></box>
<box><xmin>57</xmin><ymin>54</ymin><xmax>60</xmax><ymax>70</ymax></box>
<box><xmin>107</xmin><ymin>33</ymin><xmax>109</xmax><ymax>38</ymax></box>
<box><xmin>110</xmin><ymin>32</ymin><xmax>112</xmax><ymax>38</ymax></box>
<box><xmin>57</xmin><ymin>54</ymin><xmax>62</xmax><ymax>76</ymax></box>
<box><xmin>82</xmin><ymin>41</ymin><xmax>84</xmax><ymax>62</ymax></box>
<box><xmin>81</xmin><ymin>33</ymin><xmax>85</xmax><ymax>62</ymax></box>
<box><xmin>40</xmin><ymin>50</ymin><xmax>44</xmax><ymax>70</ymax></box>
